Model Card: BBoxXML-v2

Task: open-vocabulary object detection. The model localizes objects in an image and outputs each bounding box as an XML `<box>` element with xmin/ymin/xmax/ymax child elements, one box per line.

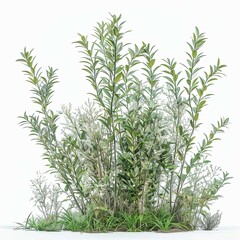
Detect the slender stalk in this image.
<box><xmin>111</xmin><ymin>37</ymin><xmax>118</xmax><ymax>213</ymax></box>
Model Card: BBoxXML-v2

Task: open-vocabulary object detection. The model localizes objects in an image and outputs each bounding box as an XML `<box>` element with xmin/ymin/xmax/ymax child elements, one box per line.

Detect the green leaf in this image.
<box><xmin>115</xmin><ymin>83</ymin><xmax>124</xmax><ymax>92</ymax></box>
<box><xmin>64</xmin><ymin>185</ymin><xmax>70</xmax><ymax>191</ymax></box>
<box><xmin>190</xmin><ymin>120</ymin><xmax>194</xmax><ymax>128</ymax></box>
<box><xmin>115</xmin><ymin>117</ymin><xmax>125</xmax><ymax>124</ymax></box>
<box><xmin>113</xmin><ymin>26</ymin><xmax>119</xmax><ymax>36</ymax></box>
<box><xmin>177</xmin><ymin>150</ymin><xmax>183</xmax><ymax>161</ymax></box>
<box><xmin>194</xmin><ymin>113</ymin><xmax>199</xmax><ymax>122</ymax></box>
<box><xmin>148</xmin><ymin>59</ymin><xmax>155</xmax><ymax>68</ymax></box>
<box><xmin>197</xmin><ymin>88</ymin><xmax>203</xmax><ymax>97</ymax></box>
<box><xmin>171</xmin><ymin>69</ymin><xmax>175</xmax><ymax>76</ymax></box>
<box><xmin>114</xmin><ymin>72</ymin><xmax>122</xmax><ymax>83</ymax></box>
<box><xmin>178</xmin><ymin>125</ymin><xmax>183</xmax><ymax>135</ymax></box>
<box><xmin>192</xmin><ymin>50</ymin><xmax>197</xmax><ymax>58</ymax></box>
<box><xmin>98</xmin><ymin>117</ymin><xmax>110</xmax><ymax>129</ymax></box>
<box><xmin>186</xmin><ymin>165</ymin><xmax>191</xmax><ymax>174</ymax></box>
<box><xmin>174</xmin><ymin>74</ymin><xmax>178</xmax><ymax>82</ymax></box>
<box><xmin>102</xmin><ymin>88</ymin><xmax>111</xmax><ymax>98</ymax></box>
<box><xmin>198</xmin><ymin>100</ymin><xmax>206</xmax><ymax>110</ymax></box>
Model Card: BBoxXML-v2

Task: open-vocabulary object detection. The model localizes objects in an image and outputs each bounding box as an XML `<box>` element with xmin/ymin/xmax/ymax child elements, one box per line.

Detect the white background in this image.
<box><xmin>0</xmin><ymin>0</ymin><xmax>239</xmax><ymax>226</ymax></box>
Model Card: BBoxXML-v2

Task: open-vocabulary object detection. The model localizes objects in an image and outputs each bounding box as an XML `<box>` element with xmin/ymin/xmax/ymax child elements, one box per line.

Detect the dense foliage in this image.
<box><xmin>18</xmin><ymin>14</ymin><xmax>231</xmax><ymax>231</ymax></box>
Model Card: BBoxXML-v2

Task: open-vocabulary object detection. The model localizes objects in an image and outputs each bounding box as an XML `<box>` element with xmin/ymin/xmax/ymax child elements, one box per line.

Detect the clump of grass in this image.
<box><xmin>20</xmin><ymin>208</ymin><xmax>189</xmax><ymax>232</ymax></box>
<box><xmin>16</xmin><ymin>213</ymin><xmax>62</xmax><ymax>231</ymax></box>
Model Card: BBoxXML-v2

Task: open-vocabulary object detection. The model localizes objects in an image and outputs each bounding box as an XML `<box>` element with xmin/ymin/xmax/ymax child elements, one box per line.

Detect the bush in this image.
<box><xmin>198</xmin><ymin>210</ymin><xmax>222</xmax><ymax>230</ymax></box>
<box><xmin>18</xmin><ymin>14</ymin><xmax>231</xmax><ymax>231</ymax></box>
